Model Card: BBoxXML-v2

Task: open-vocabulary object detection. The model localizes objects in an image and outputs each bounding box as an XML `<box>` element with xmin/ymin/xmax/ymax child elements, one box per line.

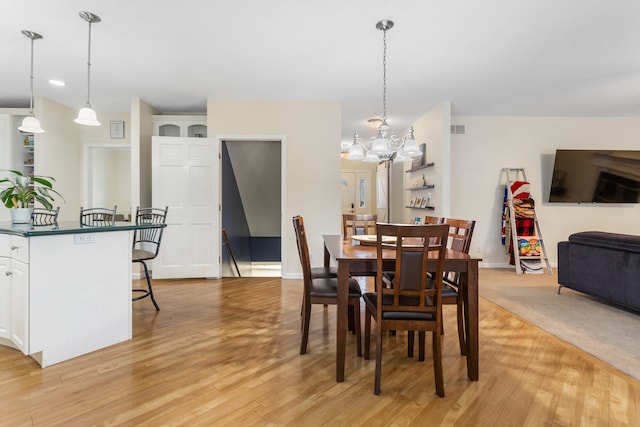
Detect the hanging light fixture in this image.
<box><xmin>18</xmin><ymin>30</ymin><xmax>45</xmax><ymax>134</ymax></box>
<box><xmin>74</xmin><ymin>11</ymin><xmax>101</xmax><ymax>126</ymax></box>
<box><xmin>347</xmin><ymin>20</ymin><xmax>422</xmax><ymax>163</ymax></box>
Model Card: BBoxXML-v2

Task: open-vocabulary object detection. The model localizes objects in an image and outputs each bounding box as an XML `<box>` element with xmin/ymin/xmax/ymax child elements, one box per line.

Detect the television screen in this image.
<box><xmin>549</xmin><ymin>150</ymin><xmax>640</xmax><ymax>203</ymax></box>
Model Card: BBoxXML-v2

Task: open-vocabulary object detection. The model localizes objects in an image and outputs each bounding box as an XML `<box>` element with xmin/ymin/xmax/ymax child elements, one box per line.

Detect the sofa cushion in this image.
<box><xmin>568</xmin><ymin>231</ymin><xmax>640</xmax><ymax>254</ymax></box>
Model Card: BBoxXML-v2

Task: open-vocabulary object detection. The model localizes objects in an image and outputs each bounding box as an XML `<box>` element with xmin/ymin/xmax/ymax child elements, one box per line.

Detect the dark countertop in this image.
<box><xmin>0</xmin><ymin>221</ymin><xmax>165</xmax><ymax>237</ymax></box>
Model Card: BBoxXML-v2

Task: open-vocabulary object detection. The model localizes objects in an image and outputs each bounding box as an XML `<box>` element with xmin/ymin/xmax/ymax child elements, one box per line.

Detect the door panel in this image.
<box><xmin>152</xmin><ymin>136</ymin><xmax>220</xmax><ymax>278</ymax></box>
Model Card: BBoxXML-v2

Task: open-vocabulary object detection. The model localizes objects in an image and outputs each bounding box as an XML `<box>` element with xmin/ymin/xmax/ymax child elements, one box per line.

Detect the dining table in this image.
<box><xmin>323</xmin><ymin>234</ymin><xmax>481</xmax><ymax>383</ymax></box>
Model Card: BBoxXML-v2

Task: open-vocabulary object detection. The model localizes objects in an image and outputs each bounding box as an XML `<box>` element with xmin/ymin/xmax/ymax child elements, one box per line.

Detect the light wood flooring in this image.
<box><xmin>1</xmin><ymin>275</ymin><xmax>638</xmax><ymax>426</ymax></box>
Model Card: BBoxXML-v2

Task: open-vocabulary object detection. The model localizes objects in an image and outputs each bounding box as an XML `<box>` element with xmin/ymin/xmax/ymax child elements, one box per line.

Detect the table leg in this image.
<box><xmin>336</xmin><ymin>262</ymin><xmax>349</xmax><ymax>382</ymax></box>
<box><xmin>465</xmin><ymin>260</ymin><xmax>479</xmax><ymax>381</ymax></box>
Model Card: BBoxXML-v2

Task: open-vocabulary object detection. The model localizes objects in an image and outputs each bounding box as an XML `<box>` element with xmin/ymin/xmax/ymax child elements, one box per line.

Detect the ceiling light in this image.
<box><xmin>74</xmin><ymin>11</ymin><xmax>101</xmax><ymax>126</ymax></box>
<box><xmin>18</xmin><ymin>30</ymin><xmax>45</xmax><ymax>134</ymax></box>
<box><xmin>347</xmin><ymin>20</ymin><xmax>422</xmax><ymax>163</ymax></box>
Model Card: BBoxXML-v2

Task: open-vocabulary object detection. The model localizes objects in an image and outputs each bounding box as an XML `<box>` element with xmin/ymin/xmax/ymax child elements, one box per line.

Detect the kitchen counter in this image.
<box><xmin>0</xmin><ymin>221</ymin><xmax>165</xmax><ymax>367</ymax></box>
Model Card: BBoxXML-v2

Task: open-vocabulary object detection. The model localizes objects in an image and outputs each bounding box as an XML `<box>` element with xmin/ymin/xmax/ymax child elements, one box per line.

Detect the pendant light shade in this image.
<box><xmin>18</xmin><ymin>30</ymin><xmax>44</xmax><ymax>134</ymax></box>
<box><xmin>74</xmin><ymin>11</ymin><xmax>101</xmax><ymax>126</ymax></box>
<box><xmin>19</xmin><ymin>116</ymin><xmax>44</xmax><ymax>134</ymax></box>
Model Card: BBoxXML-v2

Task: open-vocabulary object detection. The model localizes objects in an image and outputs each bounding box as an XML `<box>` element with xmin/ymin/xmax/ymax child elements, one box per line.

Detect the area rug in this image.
<box><xmin>479</xmin><ymin>268</ymin><xmax>640</xmax><ymax>381</ymax></box>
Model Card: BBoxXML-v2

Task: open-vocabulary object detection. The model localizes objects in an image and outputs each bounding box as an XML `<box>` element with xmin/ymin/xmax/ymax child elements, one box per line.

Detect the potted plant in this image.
<box><xmin>0</xmin><ymin>169</ymin><xmax>64</xmax><ymax>223</ymax></box>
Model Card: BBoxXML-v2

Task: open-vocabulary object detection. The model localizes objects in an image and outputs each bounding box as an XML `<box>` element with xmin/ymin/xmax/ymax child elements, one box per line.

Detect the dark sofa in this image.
<box><xmin>557</xmin><ymin>231</ymin><xmax>640</xmax><ymax>312</ymax></box>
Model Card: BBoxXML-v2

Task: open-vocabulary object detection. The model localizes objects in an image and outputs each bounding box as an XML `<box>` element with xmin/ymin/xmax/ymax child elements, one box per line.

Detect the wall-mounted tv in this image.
<box><xmin>549</xmin><ymin>150</ymin><xmax>640</xmax><ymax>203</ymax></box>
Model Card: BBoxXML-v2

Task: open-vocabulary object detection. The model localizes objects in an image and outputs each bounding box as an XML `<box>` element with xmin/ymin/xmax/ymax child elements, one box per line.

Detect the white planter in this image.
<box><xmin>10</xmin><ymin>207</ymin><xmax>33</xmax><ymax>224</ymax></box>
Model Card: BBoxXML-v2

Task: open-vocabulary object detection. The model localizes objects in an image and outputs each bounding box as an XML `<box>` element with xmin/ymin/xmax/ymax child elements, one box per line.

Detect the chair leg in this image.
<box><xmin>348</xmin><ymin>305</ymin><xmax>355</xmax><ymax>333</ymax></box>
<box><xmin>374</xmin><ymin>326</ymin><xmax>383</xmax><ymax>395</ymax></box>
<box><xmin>133</xmin><ymin>261</ymin><xmax>160</xmax><ymax>311</ymax></box>
<box><xmin>418</xmin><ymin>331</ymin><xmax>425</xmax><ymax>361</ymax></box>
<box><xmin>352</xmin><ymin>298</ymin><xmax>362</xmax><ymax>357</ymax></box>
<box><xmin>407</xmin><ymin>331</ymin><xmax>415</xmax><ymax>357</ymax></box>
<box><xmin>432</xmin><ymin>330</ymin><xmax>445</xmax><ymax>397</ymax></box>
<box><xmin>364</xmin><ymin>310</ymin><xmax>372</xmax><ymax>360</ymax></box>
<box><xmin>300</xmin><ymin>301</ymin><xmax>311</xmax><ymax>354</ymax></box>
<box><xmin>457</xmin><ymin>290</ymin><xmax>467</xmax><ymax>356</ymax></box>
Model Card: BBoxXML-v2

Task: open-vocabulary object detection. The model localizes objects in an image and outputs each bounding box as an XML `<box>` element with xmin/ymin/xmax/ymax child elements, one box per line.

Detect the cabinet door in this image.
<box><xmin>0</xmin><ymin>257</ymin><xmax>10</xmax><ymax>340</ymax></box>
<box><xmin>9</xmin><ymin>258</ymin><xmax>29</xmax><ymax>353</ymax></box>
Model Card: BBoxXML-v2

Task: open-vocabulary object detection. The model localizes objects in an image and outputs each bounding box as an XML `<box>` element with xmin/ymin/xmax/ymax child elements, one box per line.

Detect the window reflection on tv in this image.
<box><xmin>549</xmin><ymin>150</ymin><xmax>640</xmax><ymax>203</ymax></box>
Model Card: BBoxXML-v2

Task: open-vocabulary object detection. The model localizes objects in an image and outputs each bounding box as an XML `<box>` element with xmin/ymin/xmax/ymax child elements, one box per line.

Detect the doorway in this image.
<box><xmin>83</xmin><ymin>144</ymin><xmax>131</xmax><ymax>218</ymax></box>
<box><xmin>221</xmin><ymin>139</ymin><xmax>282</xmax><ymax>277</ymax></box>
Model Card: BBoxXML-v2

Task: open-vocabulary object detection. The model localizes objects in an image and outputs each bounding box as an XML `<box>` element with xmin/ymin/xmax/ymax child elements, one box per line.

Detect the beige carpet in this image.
<box><xmin>479</xmin><ymin>268</ymin><xmax>640</xmax><ymax>381</ymax></box>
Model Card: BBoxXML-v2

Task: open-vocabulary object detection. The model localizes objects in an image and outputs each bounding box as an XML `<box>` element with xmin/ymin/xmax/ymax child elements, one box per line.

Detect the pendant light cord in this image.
<box><xmin>382</xmin><ymin>26</ymin><xmax>387</xmax><ymax>120</ymax></box>
<box><xmin>28</xmin><ymin>37</ymin><xmax>35</xmax><ymax>113</ymax></box>
<box><xmin>85</xmin><ymin>20</ymin><xmax>93</xmax><ymax>107</ymax></box>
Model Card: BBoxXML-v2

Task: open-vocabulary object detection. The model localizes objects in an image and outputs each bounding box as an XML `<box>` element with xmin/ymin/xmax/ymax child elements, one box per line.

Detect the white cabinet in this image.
<box><xmin>0</xmin><ymin>256</ymin><xmax>9</xmax><ymax>340</ymax></box>
<box><xmin>0</xmin><ymin>234</ymin><xmax>29</xmax><ymax>353</ymax></box>
<box><xmin>152</xmin><ymin>115</ymin><xmax>207</xmax><ymax>138</ymax></box>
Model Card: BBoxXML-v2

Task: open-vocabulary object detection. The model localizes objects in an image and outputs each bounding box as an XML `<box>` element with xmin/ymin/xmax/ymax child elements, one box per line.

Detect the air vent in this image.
<box><xmin>450</xmin><ymin>124</ymin><xmax>466</xmax><ymax>134</ymax></box>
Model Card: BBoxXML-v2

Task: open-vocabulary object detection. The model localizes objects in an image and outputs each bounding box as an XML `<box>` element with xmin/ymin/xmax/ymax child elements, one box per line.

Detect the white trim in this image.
<box><xmin>215</xmin><ymin>134</ymin><xmax>287</xmax><ymax>276</ymax></box>
<box><xmin>82</xmin><ymin>143</ymin><xmax>131</xmax><ymax>212</ymax></box>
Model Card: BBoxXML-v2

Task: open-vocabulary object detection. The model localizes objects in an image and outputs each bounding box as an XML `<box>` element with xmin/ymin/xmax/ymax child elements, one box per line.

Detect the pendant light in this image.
<box><xmin>18</xmin><ymin>30</ymin><xmax>45</xmax><ymax>134</ymax></box>
<box><xmin>74</xmin><ymin>11</ymin><xmax>101</xmax><ymax>126</ymax></box>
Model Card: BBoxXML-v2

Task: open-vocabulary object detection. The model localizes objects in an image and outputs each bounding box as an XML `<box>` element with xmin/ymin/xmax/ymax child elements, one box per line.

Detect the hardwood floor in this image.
<box><xmin>1</xmin><ymin>276</ymin><xmax>638</xmax><ymax>426</ymax></box>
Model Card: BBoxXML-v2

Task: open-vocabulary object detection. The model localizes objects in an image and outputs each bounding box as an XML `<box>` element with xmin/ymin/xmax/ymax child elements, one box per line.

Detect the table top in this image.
<box><xmin>323</xmin><ymin>234</ymin><xmax>479</xmax><ymax>262</ymax></box>
<box><xmin>0</xmin><ymin>221</ymin><xmax>166</xmax><ymax>237</ymax></box>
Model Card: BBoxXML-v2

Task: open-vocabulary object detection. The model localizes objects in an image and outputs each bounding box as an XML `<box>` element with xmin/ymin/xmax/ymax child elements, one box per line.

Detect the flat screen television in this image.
<box><xmin>549</xmin><ymin>149</ymin><xmax>640</xmax><ymax>203</ymax></box>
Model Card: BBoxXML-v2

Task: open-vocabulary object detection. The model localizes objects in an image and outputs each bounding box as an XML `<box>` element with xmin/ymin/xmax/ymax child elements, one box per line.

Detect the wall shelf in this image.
<box><xmin>405</xmin><ymin>162</ymin><xmax>434</xmax><ymax>173</ymax></box>
<box><xmin>405</xmin><ymin>206</ymin><xmax>435</xmax><ymax>210</ymax></box>
<box><xmin>405</xmin><ymin>184</ymin><xmax>435</xmax><ymax>191</ymax></box>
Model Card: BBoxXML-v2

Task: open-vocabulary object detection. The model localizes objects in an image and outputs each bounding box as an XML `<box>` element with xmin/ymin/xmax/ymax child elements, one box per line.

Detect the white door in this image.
<box><xmin>341</xmin><ymin>172</ymin><xmax>356</xmax><ymax>216</ymax></box>
<box><xmin>152</xmin><ymin>136</ymin><xmax>220</xmax><ymax>278</ymax></box>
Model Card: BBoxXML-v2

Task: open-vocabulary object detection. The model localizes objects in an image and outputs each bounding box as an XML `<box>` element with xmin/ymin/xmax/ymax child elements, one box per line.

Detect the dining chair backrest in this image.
<box><xmin>342</xmin><ymin>213</ymin><xmax>377</xmax><ymax>237</ymax></box>
<box><xmin>32</xmin><ymin>207</ymin><xmax>60</xmax><ymax>226</ymax></box>
<box><xmin>442</xmin><ymin>218</ymin><xmax>476</xmax><ymax>285</ymax></box>
<box><xmin>443</xmin><ymin>218</ymin><xmax>475</xmax><ymax>255</ymax></box>
<box><xmin>80</xmin><ymin>206</ymin><xmax>117</xmax><ymax>226</ymax></box>
<box><xmin>424</xmin><ymin>215</ymin><xmax>443</xmax><ymax>225</ymax></box>
<box><xmin>133</xmin><ymin>206</ymin><xmax>169</xmax><ymax>258</ymax></box>
<box><xmin>292</xmin><ymin>215</ymin><xmax>311</xmax><ymax>281</ymax></box>
<box><xmin>375</xmin><ymin>223</ymin><xmax>449</xmax><ymax>317</ymax></box>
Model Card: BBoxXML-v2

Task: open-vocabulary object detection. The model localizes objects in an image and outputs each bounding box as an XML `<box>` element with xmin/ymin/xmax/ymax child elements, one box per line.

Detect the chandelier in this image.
<box><xmin>347</xmin><ymin>20</ymin><xmax>422</xmax><ymax>163</ymax></box>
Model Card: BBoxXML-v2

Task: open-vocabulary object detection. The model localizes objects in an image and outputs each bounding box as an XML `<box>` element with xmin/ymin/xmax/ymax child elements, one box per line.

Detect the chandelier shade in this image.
<box><xmin>74</xmin><ymin>11</ymin><xmax>101</xmax><ymax>126</ymax></box>
<box><xmin>346</xmin><ymin>20</ymin><xmax>423</xmax><ymax>163</ymax></box>
<box><xmin>18</xmin><ymin>30</ymin><xmax>45</xmax><ymax>134</ymax></box>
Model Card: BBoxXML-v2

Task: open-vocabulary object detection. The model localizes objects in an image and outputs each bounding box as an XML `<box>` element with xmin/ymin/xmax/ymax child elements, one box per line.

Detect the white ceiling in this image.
<box><xmin>2</xmin><ymin>1</ymin><xmax>640</xmax><ymax>144</ymax></box>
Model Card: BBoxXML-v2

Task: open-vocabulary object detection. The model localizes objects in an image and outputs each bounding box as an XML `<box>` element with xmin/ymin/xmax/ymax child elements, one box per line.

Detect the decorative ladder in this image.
<box><xmin>501</xmin><ymin>168</ymin><xmax>553</xmax><ymax>275</ymax></box>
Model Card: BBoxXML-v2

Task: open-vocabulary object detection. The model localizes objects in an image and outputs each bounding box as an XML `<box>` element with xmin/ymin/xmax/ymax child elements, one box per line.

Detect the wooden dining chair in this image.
<box><xmin>407</xmin><ymin>217</ymin><xmax>476</xmax><ymax>359</ymax></box>
<box><xmin>342</xmin><ymin>213</ymin><xmax>377</xmax><ymax>237</ymax></box>
<box><xmin>293</xmin><ymin>215</ymin><xmax>363</xmax><ymax>356</ymax></box>
<box><xmin>364</xmin><ymin>222</ymin><xmax>449</xmax><ymax>396</ymax></box>
<box><xmin>440</xmin><ymin>218</ymin><xmax>476</xmax><ymax>356</ymax></box>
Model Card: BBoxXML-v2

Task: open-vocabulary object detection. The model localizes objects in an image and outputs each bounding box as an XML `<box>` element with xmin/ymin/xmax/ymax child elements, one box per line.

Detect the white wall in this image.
<box><xmin>408</xmin><ymin>102</ymin><xmax>452</xmax><ymax>221</ymax></box>
<box><xmin>130</xmin><ymin>98</ymin><xmax>158</xmax><ymax>210</ymax></box>
<box><xmin>449</xmin><ymin>115</ymin><xmax>640</xmax><ymax>266</ymax></box>
<box><xmin>207</xmin><ymin>99</ymin><xmax>342</xmax><ymax>277</ymax></box>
